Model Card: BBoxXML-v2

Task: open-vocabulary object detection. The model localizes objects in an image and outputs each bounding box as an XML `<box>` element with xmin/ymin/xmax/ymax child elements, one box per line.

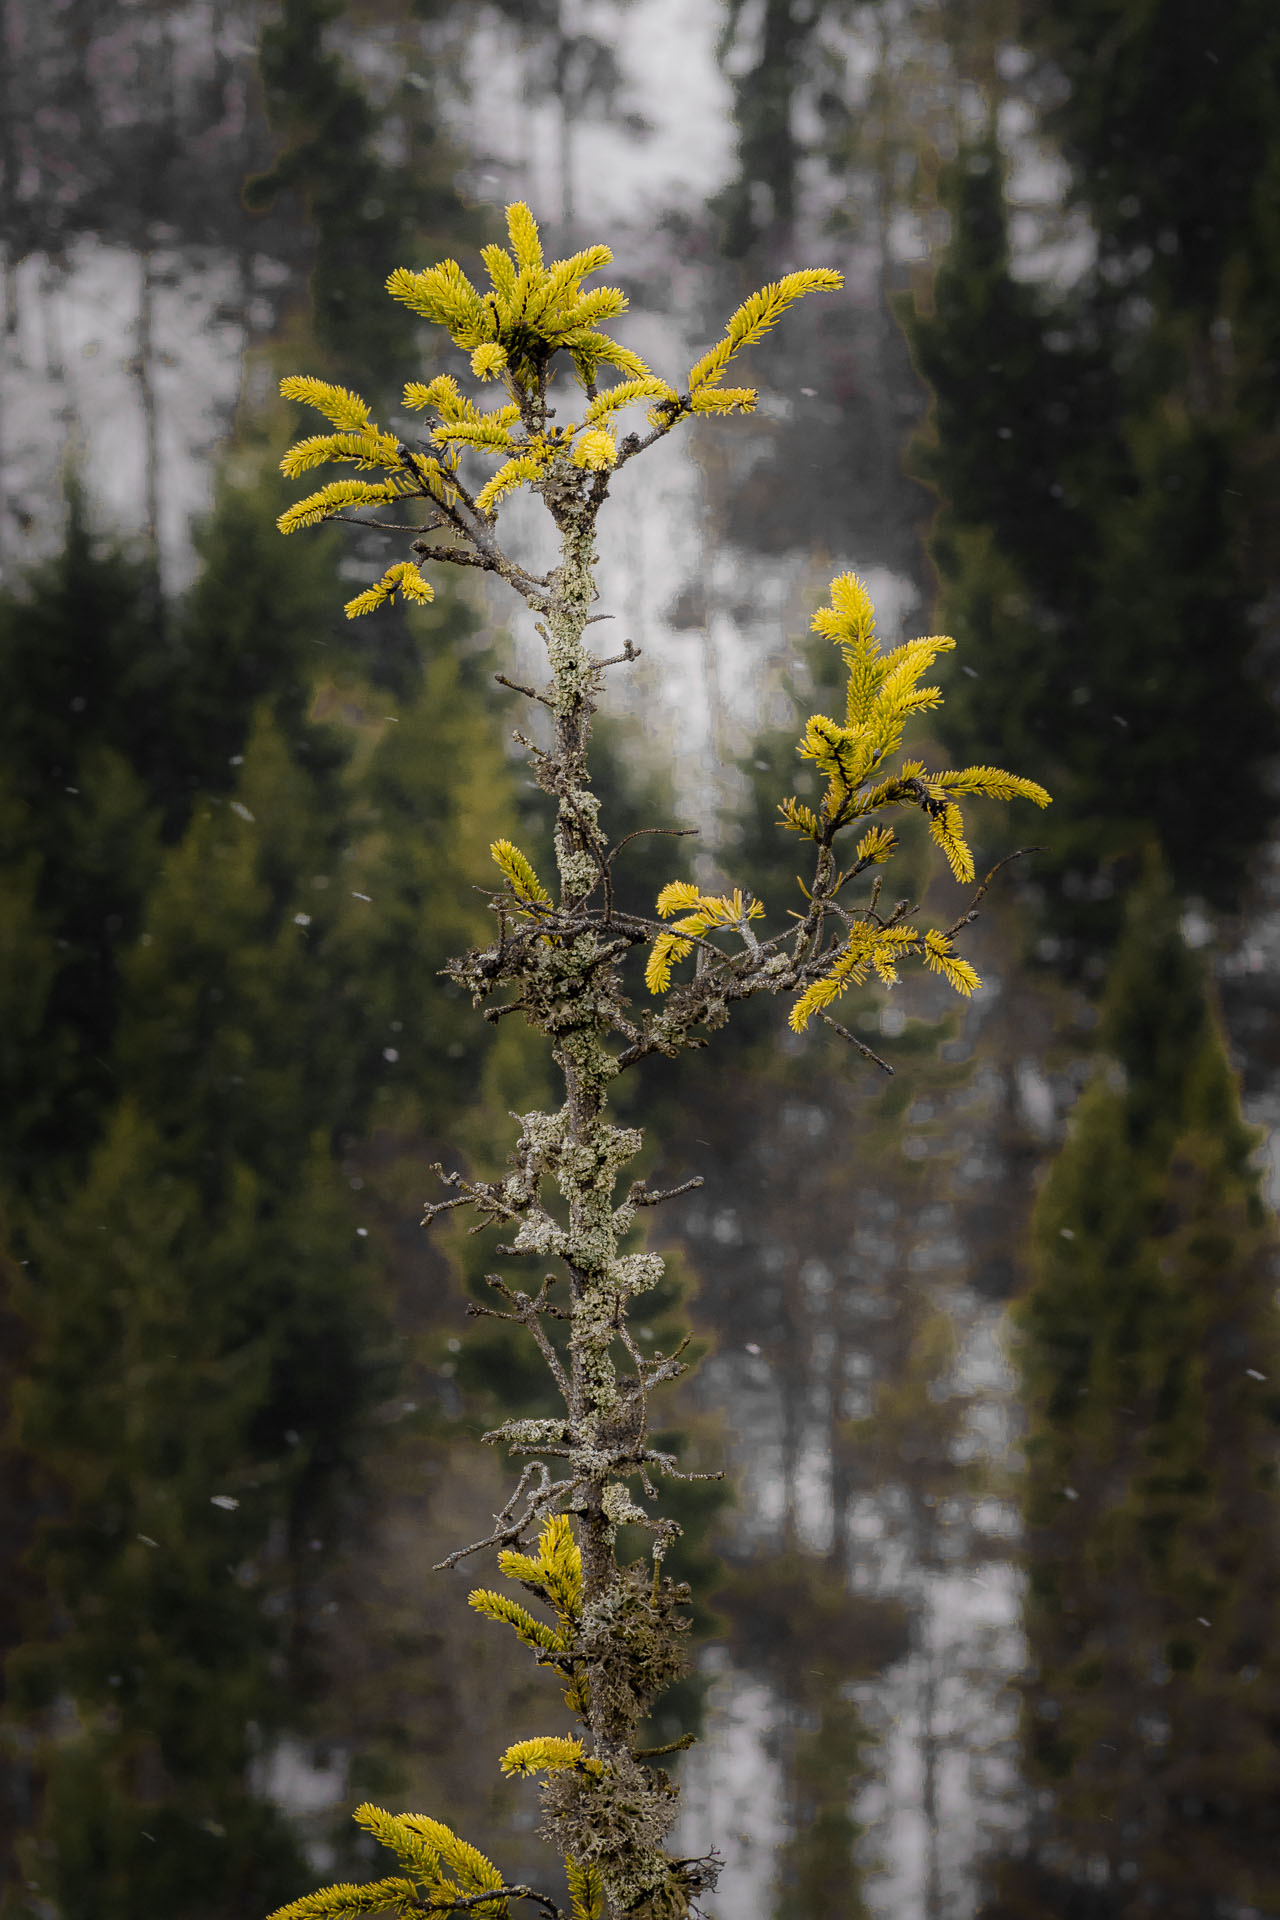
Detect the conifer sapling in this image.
<box><xmin>271</xmin><ymin>203</ymin><xmax>1049</xmax><ymax>1920</ymax></box>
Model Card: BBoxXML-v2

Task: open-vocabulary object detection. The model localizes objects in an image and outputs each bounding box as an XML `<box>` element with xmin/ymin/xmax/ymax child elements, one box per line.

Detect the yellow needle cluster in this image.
<box><xmin>644</xmin><ymin>882</ymin><xmax>765</xmax><ymax>994</ymax></box>
<box><xmin>646</xmin><ymin>573</ymin><xmax>1050</xmax><ymax>1028</ymax></box>
<box><xmin>786</xmin><ymin>572</ymin><xmax>1050</xmax><ymax>877</ymax></box>
<box><xmin>275</xmin><ymin>203</ymin><xmax>843</xmax><ymax>613</ymax></box>
<box><xmin>490</xmin><ymin>838</ymin><xmax>552</xmax><ymax>909</ymax></box>
<box><xmin>499</xmin><ymin>1735</ymin><xmax>604</xmax><ymax>1780</ymax></box>
<box><xmin>267</xmin><ymin>1804</ymin><xmax>508</xmax><ymax>1920</ymax></box>
<box><xmin>470</xmin><ymin>1514</ymin><xmax>589</xmax><ymax>1715</ymax></box>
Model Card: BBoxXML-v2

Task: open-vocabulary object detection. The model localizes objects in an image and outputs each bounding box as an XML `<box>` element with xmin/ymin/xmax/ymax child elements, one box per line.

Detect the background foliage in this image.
<box><xmin>1</xmin><ymin>2</ymin><xmax>1278</xmax><ymax>1918</ymax></box>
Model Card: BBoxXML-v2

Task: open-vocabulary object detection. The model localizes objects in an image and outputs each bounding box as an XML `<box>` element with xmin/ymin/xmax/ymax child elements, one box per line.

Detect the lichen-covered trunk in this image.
<box><xmin>535</xmin><ymin>503</ymin><xmax>690</xmax><ymax>1918</ymax></box>
<box><xmin>548</xmin><ymin>499</ymin><xmax>632</xmax><ymax>1871</ymax></box>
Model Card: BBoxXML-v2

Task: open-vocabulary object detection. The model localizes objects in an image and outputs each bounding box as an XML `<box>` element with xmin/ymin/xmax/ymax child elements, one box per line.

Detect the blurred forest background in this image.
<box><xmin>1</xmin><ymin>2</ymin><xmax>1279</xmax><ymax>1917</ymax></box>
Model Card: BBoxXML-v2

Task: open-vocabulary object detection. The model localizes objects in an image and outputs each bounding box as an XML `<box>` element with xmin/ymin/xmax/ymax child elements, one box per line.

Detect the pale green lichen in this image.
<box><xmin>486</xmin><ymin>1419</ymin><xmax>572</xmax><ymax>1450</ymax></box>
<box><xmin>601</xmin><ymin>1482</ymin><xmax>648</xmax><ymax>1532</ymax></box>
<box><xmin>609</xmin><ymin>1252</ymin><xmax>664</xmax><ymax>1297</ymax></box>
<box><xmin>512</xmin><ymin>1215</ymin><xmax>570</xmax><ymax>1257</ymax></box>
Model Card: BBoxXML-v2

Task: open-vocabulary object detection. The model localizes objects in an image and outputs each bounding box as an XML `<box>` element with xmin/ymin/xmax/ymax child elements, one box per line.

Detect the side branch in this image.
<box><xmin>627</xmin><ymin>1177</ymin><xmax>704</xmax><ymax>1208</ymax></box>
<box><xmin>494</xmin><ymin>672</ymin><xmax>553</xmax><ymax>708</ymax></box>
<box><xmin>469</xmin><ymin>1274</ymin><xmax>573</xmax><ymax>1401</ymax></box>
<box><xmin>592</xmin><ymin>639</ymin><xmax>642</xmax><ymax>668</ymax></box>
<box><xmin>409</xmin><ymin>540</ymin><xmax>505</xmax><ymax>572</ymax></box>
<box><xmin>417</xmin><ymin>1888</ymin><xmax>565</xmax><ymax>1920</ymax></box>
<box><xmin>433</xmin><ymin>1461</ymin><xmax>575</xmax><ymax>1572</ymax></box>
<box><xmin>816</xmin><ymin>1012</ymin><xmax>894</xmax><ymax>1074</ymax></box>
<box><xmin>607</xmin><ymin>825</ymin><xmax>697</xmax><ymax>867</ymax></box>
<box><xmin>944</xmin><ymin>846</ymin><xmax>1044</xmax><ymax>936</ymax></box>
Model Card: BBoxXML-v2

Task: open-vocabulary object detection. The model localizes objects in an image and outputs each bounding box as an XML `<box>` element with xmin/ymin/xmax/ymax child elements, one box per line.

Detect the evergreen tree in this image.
<box><xmin>1023</xmin><ymin>0</ymin><xmax>1280</xmax><ymax>386</ymax></box>
<box><xmin>714</xmin><ymin>0</ymin><xmax>813</xmax><ymax>258</ymax></box>
<box><xmin>0</xmin><ymin>468</ymin><xmax>362</xmax><ymax>1186</ymax></box>
<box><xmin>1</xmin><ymin>460</ymin><xmax>528</xmax><ymax>1916</ymax></box>
<box><xmin>244</xmin><ymin>0</ymin><xmax>477</xmax><ymax>397</ymax></box>
<box><xmin>7</xmin><ymin>712</ymin><xmax>371</xmax><ymax>1917</ymax></box>
<box><xmin>713</xmin><ymin>1556</ymin><xmax>904</xmax><ymax>1920</ymax></box>
<box><xmin>904</xmin><ymin>132</ymin><xmax>1279</xmax><ymax>940</ymax></box>
<box><xmin>989</xmin><ymin>864</ymin><xmax>1280</xmax><ymax>1916</ymax></box>
<box><xmin>0</xmin><ymin>497</ymin><xmax>167</xmax><ymax>1179</ymax></box>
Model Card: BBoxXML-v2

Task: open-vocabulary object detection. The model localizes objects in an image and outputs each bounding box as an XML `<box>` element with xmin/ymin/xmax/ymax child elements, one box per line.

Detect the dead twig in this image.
<box><xmin>816</xmin><ymin>1011</ymin><xmax>895</xmax><ymax>1074</ymax></box>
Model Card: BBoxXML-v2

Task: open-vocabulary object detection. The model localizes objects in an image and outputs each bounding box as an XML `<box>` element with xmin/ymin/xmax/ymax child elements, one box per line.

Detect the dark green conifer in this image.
<box><xmin>904</xmin><ymin>113</ymin><xmax>1279</xmax><ymax>935</ymax></box>
<box><xmin>244</xmin><ymin>0</ymin><xmax>475</xmax><ymax>395</ymax></box>
<box><xmin>0</xmin><ymin>495</ymin><xmax>167</xmax><ymax>1178</ymax></box>
<box><xmin>1</xmin><ymin>461</ymin><xmax>527</xmax><ymax>1915</ymax></box>
<box><xmin>992</xmin><ymin>863</ymin><xmax>1280</xmax><ymax>1916</ymax></box>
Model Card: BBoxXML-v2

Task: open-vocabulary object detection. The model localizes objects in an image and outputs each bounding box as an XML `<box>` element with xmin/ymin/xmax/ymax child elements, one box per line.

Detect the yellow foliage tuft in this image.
<box><xmin>385</xmin><ymin>260</ymin><xmax>487</xmax><ymax>342</ymax></box>
<box><xmin>926</xmin><ymin>802</ymin><xmax>975</xmax><ymax>883</ymax></box>
<box><xmin>585</xmin><ymin>376</ymin><xmax>676</xmax><ymax>422</ymax></box>
<box><xmin>646</xmin><ymin>885</ymin><xmax>763</xmax><ymax>994</ymax></box>
<box><xmin>931</xmin><ymin>766</ymin><xmax>1051</xmax><ymax>807</ymax></box>
<box><xmin>561</xmin><ymin>331</ymin><xmax>653</xmax><ymax>383</ymax></box>
<box><xmin>279</xmin><ymin>429</ymin><xmax>401</xmax><ymax>477</ymax></box>
<box><xmin>392</xmin><ymin>1815</ymin><xmax>506</xmax><ymax>1906</ymax></box>
<box><xmin>655</xmin><ymin>880</ymin><xmax>703</xmax><ymax>917</ymax></box>
<box><xmin>476</xmin><ymin>451</ymin><xmax>551</xmax><ymax>515</ymax></box>
<box><xmin>433</xmin><ymin>417</ymin><xmax>518</xmax><ymax>454</ymax></box>
<box><xmin>644</xmin><ymin>930</ymin><xmax>688</xmax><ymax>995</ymax></box>
<box><xmin>266</xmin><ymin>1878</ymin><xmax>417</xmax><ymax>1920</ymax></box>
<box><xmin>553</xmin><ymin>286</ymin><xmax>629</xmax><ymax>332</ymax></box>
<box><xmin>533</xmin><ymin>244</ymin><xmax>613</xmax><ymax>318</ymax></box>
<box><xmin>468</xmin><ymin>1588</ymin><xmax>566</xmax><ymax>1653</ymax></box>
<box><xmin>352</xmin><ymin>1806</ymin><xmax>442</xmax><ymax>1883</ymax></box>
<box><xmin>500</xmin><ymin>1735</ymin><xmax>603</xmax><ymax>1779</ymax></box>
<box><xmin>854</xmin><ymin>825</ymin><xmax>896</xmax><ymax>865</ymax></box>
<box><xmin>402</xmin><ymin>374</ymin><xmax>467</xmax><ymax>417</ymax></box>
<box><xmin>344</xmin><ymin>562</ymin><xmax>433</xmax><ymax>621</ymax></box>
<box><xmin>277</xmin><ymin>480</ymin><xmax>401</xmax><ymax>536</ymax></box>
<box><xmin>571</xmin><ymin>428</ymin><xmax>617</xmax><ymax>471</ymax></box>
<box><xmin>566</xmin><ymin>1857</ymin><xmax>606</xmax><ymax>1920</ymax></box>
<box><xmin>687</xmin><ymin>269</ymin><xmax>843</xmax><ymax>391</ymax></box>
<box><xmin>505</xmin><ymin>201</ymin><xmax>544</xmax><ymax>273</ymax></box>
<box><xmin>923</xmin><ymin>930</ymin><xmax>981</xmax><ymax>996</ymax></box>
<box><xmin>778</xmin><ymin>796</ymin><xmax>821</xmax><ymax>839</ymax></box>
<box><xmin>490</xmin><ymin>839</ymin><xmax>552</xmax><ymax>907</ymax></box>
<box><xmin>279</xmin><ymin>375</ymin><xmax>371</xmax><ymax>432</ymax></box>
<box><xmin>811</xmin><ymin>570</ymin><xmax>876</xmax><ymax>650</ymax></box>
<box><xmin>498</xmin><ymin>1513</ymin><xmax>583</xmax><ymax>1622</ymax></box>
<box><xmin>471</xmin><ymin>342</ymin><xmax>509</xmax><ymax>380</ymax></box>
<box><xmin>688</xmin><ymin>385</ymin><xmax>757</xmax><ymax>415</ymax></box>
<box><xmin>784</xmin><ymin>573</ymin><xmax>1048</xmax><ymax>908</ymax></box>
<box><xmin>788</xmin><ymin>923</ymin><xmax>919</xmax><ymax>1032</ymax></box>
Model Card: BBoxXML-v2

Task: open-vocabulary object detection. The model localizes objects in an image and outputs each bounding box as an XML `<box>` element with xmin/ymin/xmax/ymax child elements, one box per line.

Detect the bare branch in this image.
<box><xmin>483</xmin><ymin>999</ymin><xmax>529</xmax><ymax>1023</ymax></box>
<box><xmin>614</xmin><ymin>401</ymin><xmax>690</xmax><ymax>469</ymax></box>
<box><xmin>644</xmin><ymin>1449</ymin><xmax>725</xmax><ymax>1483</ymax></box>
<box><xmin>592</xmin><ymin>638</ymin><xmax>642</xmax><ymax>668</ymax></box>
<box><xmin>606</xmin><ymin>824</ymin><xmax>697</xmax><ymax>868</ymax></box>
<box><xmin>434</xmin><ymin>1463</ymin><xmax>577</xmax><ymax>1571</ymax></box>
<box><xmin>635</xmin><ymin>1734</ymin><xmax>697</xmax><ymax>1760</ymax></box>
<box><xmin>405</xmin><ymin>540</ymin><xmax>500</xmax><ymax>570</ymax></box>
<box><xmin>495</xmin><ymin>672</ymin><xmax>553</xmax><ymax>707</ymax></box>
<box><xmin>333</xmin><ymin>516</ymin><xmax>459</xmax><ymax>536</ymax></box>
<box><xmin>816</xmin><ymin>1011</ymin><xmax>895</xmax><ymax>1074</ymax></box>
<box><xmin>418</xmin><ymin>1886</ymin><xmax>565</xmax><ymax>1920</ymax></box>
<box><xmin>421</xmin><ymin>1191</ymin><xmax>474</xmax><ymax>1225</ymax></box>
<box><xmin>507</xmin><ymin>1284</ymin><xmax>573</xmax><ymax>1402</ymax></box>
<box><xmin>627</xmin><ymin>1176</ymin><xmax>705</xmax><ymax>1208</ymax></box>
<box><xmin>943</xmin><ymin>846</ymin><xmax>1043</xmax><ymax>937</ymax></box>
